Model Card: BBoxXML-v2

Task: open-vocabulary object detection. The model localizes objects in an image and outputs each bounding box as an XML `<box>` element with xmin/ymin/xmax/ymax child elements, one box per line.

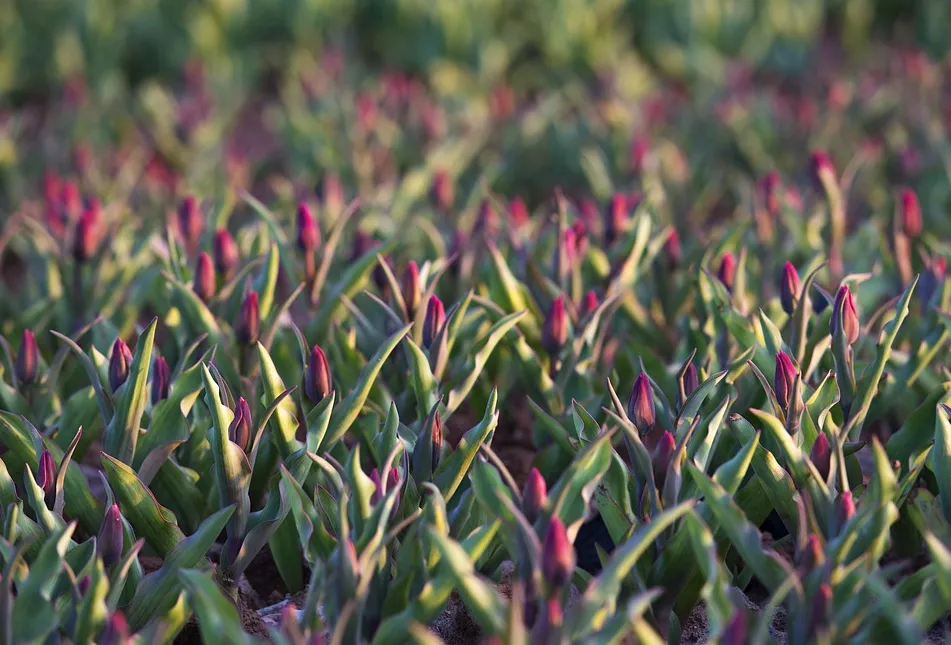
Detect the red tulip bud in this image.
<box><xmin>43</xmin><ymin>171</ymin><xmax>61</xmax><ymax>207</ymax></box>
<box><xmin>899</xmin><ymin>187</ymin><xmax>922</xmax><ymax>238</ymax></box>
<box><xmin>193</xmin><ymin>252</ymin><xmax>216</xmax><ymax>302</ymax></box>
<box><xmin>431</xmin><ymin>171</ymin><xmax>454</xmax><ymax>213</ymax></box>
<box><xmin>15</xmin><ymin>329</ymin><xmax>39</xmax><ymax>386</ymax></box>
<box><xmin>213</xmin><ymin>229</ymin><xmax>239</xmax><ymax>277</ymax></box>
<box><xmin>305</xmin><ymin>344</ymin><xmax>332</xmax><ymax>403</ymax></box>
<box><xmin>509</xmin><ymin>196</ymin><xmax>529</xmax><ymax>230</ymax></box>
<box><xmin>542</xmin><ymin>517</ymin><xmax>575</xmax><ymax>590</ymax></box>
<box><xmin>582</xmin><ymin>290</ymin><xmax>599</xmax><ymax>316</ymax></box>
<box><xmin>571</xmin><ymin>220</ymin><xmax>588</xmax><ymax>260</ymax></box>
<box><xmin>73</xmin><ymin>207</ymin><xmax>98</xmax><ymax>263</ymax></box>
<box><xmin>773</xmin><ymin>351</ymin><xmax>798</xmax><ymax>412</ymax></box>
<box><xmin>605</xmin><ymin>193</ymin><xmax>628</xmax><ymax>245</ymax></box>
<box><xmin>652</xmin><ymin>430</ymin><xmax>676</xmax><ymax>487</ymax></box>
<box><xmin>798</xmin><ymin>533</ymin><xmax>824</xmax><ymax>573</ymax></box>
<box><xmin>837</xmin><ymin>490</ymin><xmax>856</xmax><ymax>527</ymax></box>
<box><xmin>177</xmin><ymin>196</ymin><xmax>203</xmax><ymax>253</ymax></box>
<box><xmin>522</xmin><ymin>468</ymin><xmax>548</xmax><ymax>524</ymax></box>
<box><xmin>761</xmin><ymin>170</ymin><xmax>781</xmax><ymax>217</ymax></box>
<box><xmin>811</xmin><ymin>433</ymin><xmax>832</xmax><ymax>481</ymax></box>
<box><xmin>809</xmin><ymin>583</ymin><xmax>832</xmax><ymax>634</ymax></box>
<box><xmin>296</xmin><ymin>203</ymin><xmax>321</xmax><ymax>252</ymax></box>
<box><xmin>109</xmin><ymin>338</ymin><xmax>133</xmax><ymax>394</ymax></box>
<box><xmin>628</xmin><ymin>373</ymin><xmax>656</xmax><ymax>435</ymax></box>
<box><xmin>401</xmin><ymin>261</ymin><xmax>421</xmax><ymax>319</ymax></box>
<box><xmin>100</xmin><ymin>611</ymin><xmax>130</xmax><ymax>645</ymax></box>
<box><xmin>542</xmin><ymin>296</ymin><xmax>568</xmax><ymax>357</ymax></box>
<box><xmin>779</xmin><ymin>261</ymin><xmax>802</xmax><ymax>315</ymax></box>
<box><xmin>831</xmin><ymin>285</ymin><xmax>859</xmax><ymax>345</ymax></box>
<box><xmin>630</xmin><ymin>137</ymin><xmax>649</xmax><ymax>174</ymax></box>
<box><xmin>423</xmin><ymin>295</ymin><xmax>446</xmax><ymax>349</ymax></box>
<box><xmin>236</xmin><ymin>290</ymin><xmax>260</xmax><ymax>345</ymax></box>
<box><xmin>37</xmin><ymin>449</ymin><xmax>55</xmax><ymax>497</ymax></box>
<box><xmin>664</xmin><ymin>229</ymin><xmax>682</xmax><ymax>269</ymax></box>
<box><xmin>62</xmin><ymin>179</ymin><xmax>83</xmax><ymax>221</ymax></box>
<box><xmin>98</xmin><ymin>503</ymin><xmax>124</xmax><ymax>566</ymax></box>
<box><xmin>810</xmin><ymin>150</ymin><xmax>836</xmax><ymax>190</ymax></box>
<box><xmin>229</xmin><ymin>397</ymin><xmax>252</xmax><ymax>452</ymax></box>
<box><xmin>717</xmin><ymin>252</ymin><xmax>736</xmax><ymax>292</ymax></box>
<box><xmin>151</xmin><ymin>355</ymin><xmax>171</xmax><ymax>405</ymax></box>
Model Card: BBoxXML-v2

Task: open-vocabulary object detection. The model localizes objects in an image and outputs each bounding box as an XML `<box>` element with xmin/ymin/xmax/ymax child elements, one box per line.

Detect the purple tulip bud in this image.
<box><xmin>401</xmin><ymin>261</ymin><xmax>421</xmax><ymax>319</ymax></box>
<box><xmin>15</xmin><ymin>329</ymin><xmax>39</xmax><ymax>386</ymax></box>
<box><xmin>109</xmin><ymin>338</ymin><xmax>133</xmax><ymax>394</ymax></box>
<box><xmin>811</xmin><ymin>434</ymin><xmax>832</xmax><ymax>481</ymax></box>
<box><xmin>627</xmin><ymin>373</ymin><xmax>655</xmax><ymax>435</ymax></box>
<box><xmin>73</xmin><ymin>207</ymin><xmax>98</xmax><ymax>263</ymax></box>
<box><xmin>78</xmin><ymin>575</ymin><xmax>91</xmax><ymax>596</ymax></box>
<box><xmin>522</xmin><ymin>468</ymin><xmax>548</xmax><ymax>524</ymax></box>
<box><xmin>236</xmin><ymin>290</ymin><xmax>260</xmax><ymax>345</ymax></box>
<box><xmin>296</xmin><ymin>202</ymin><xmax>321</xmax><ymax>252</ymax></box>
<box><xmin>212</xmin><ymin>229</ymin><xmax>239</xmax><ymax>278</ymax></box>
<box><xmin>773</xmin><ymin>352</ymin><xmax>798</xmax><ymax>412</ymax></box>
<box><xmin>779</xmin><ymin>261</ymin><xmax>802</xmax><ymax>315</ymax></box>
<box><xmin>177</xmin><ymin>196</ymin><xmax>203</xmax><ymax>253</ymax></box>
<box><xmin>652</xmin><ymin>430</ymin><xmax>676</xmax><ymax>487</ymax></box>
<box><xmin>151</xmin><ymin>355</ymin><xmax>170</xmax><ymax>405</ymax></box>
<box><xmin>582</xmin><ymin>290</ymin><xmax>599</xmax><ymax>316</ymax></box>
<box><xmin>717</xmin><ymin>252</ymin><xmax>736</xmax><ymax>292</ymax></box>
<box><xmin>680</xmin><ymin>361</ymin><xmax>699</xmax><ymax>407</ymax></box>
<box><xmin>98</xmin><ymin>503</ymin><xmax>124</xmax><ymax>566</ymax></box>
<box><xmin>899</xmin><ymin>187</ymin><xmax>922</xmax><ymax>238</ymax></box>
<box><xmin>423</xmin><ymin>295</ymin><xmax>446</xmax><ymax>349</ymax></box>
<box><xmin>229</xmin><ymin>397</ymin><xmax>252</xmax><ymax>452</ymax></box>
<box><xmin>664</xmin><ymin>229</ymin><xmax>682</xmax><ymax>269</ymax></box>
<box><xmin>722</xmin><ymin>609</ymin><xmax>748</xmax><ymax>645</ymax></box>
<box><xmin>543</xmin><ymin>296</ymin><xmax>568</xmax><ymax>357</ymax></box>
<box><xmin>100</xmin><ymin>611</ymin><xmax>129</xmax><ymax>645</ymax></box>
<box><xmin>809</xmin><ymin>583</ymin><xmax>832</xmax><ymax>634</ymax></box>
<box><xmin>193</xmin><ymin>251</ymin><xmax>216</xmax><ymax>302</ymax></box>
<box><xmin>830</xmin><ymin>285</ymin><xmax>859</xmax><ymax>346</ymax></box>
<box><xmin>542</xmin><ymin>517</ymin><xmax>575</xmax><ymax>590</ymax></box>
<box><xmin>509</xmin><ymin>196</ymin><xmax>529</xmax><ymax>230</ymax></box>
<box><xmin>761</xmin><ymin>170</ymin><xmax>781</xmax><ymax>217</ymax></box>
<box><xmin>37</xmin><ymin>449</ymin><xmax>55</xmax><ymax>497</ymax></box>
<box><xmin>810</xmin><ymin>150</ymin><xmax>836</xmax><ymax>190</ymax></box>
<box><xmin>605</xmin><ymin>193</ymin><xmax>628</xmax><ymax>245</ymax></box>
<box><xmin>350</xmin><ymin>230</ymin><xmax>372</xmax><ymax>262</ymax></box>
<box><xmin>431</xmin><ymin>171</ymin><xmax>454</xmax><ymax>213</ymax></box>
<box><xmin>305</xmin><ymin>344</ymin><xmax>332</xmax><ymax>403</ymax></box>
<box><xmin>373</xmin><ymin>254</ymin><xmax>391</xmax><ymax>294</ymax></box>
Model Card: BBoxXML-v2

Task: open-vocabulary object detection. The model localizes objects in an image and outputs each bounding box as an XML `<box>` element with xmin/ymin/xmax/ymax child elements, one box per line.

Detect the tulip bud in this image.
<box><xmin>370</xmin><ymin>467</ymin><xmax>401</xmax><ymax>505</ymax></box>
<box><xmin>229</xmin><ymin>397</ymin><xmax>252</xmax><ymax>452</ymax></box>
<box><xmin>177</xmin><ymin>196</ymin><xmax>203</xmax><ymax>253</ymax></box>
<box><xmin>652</xmin><ymin>430</ymin><xmax>676</xmax><ymax>488</ymax></box>
<box><xmin>62</xmin><ymin>179</ymin><xmax>83</xmax><ymax>221</ymax></box>
<box><xmin>15</xmin><ymin>329</ymin><xmax>39</xmax><ymax>386</ymax></box>
<box><xmin>305</xmin><ymin>344</ymin><xmax>332</xmax><ymax>403</ymax></box>
<box><xmin>581</xmin><ymin>290</ymin><xmax>599</xmax><ymax>316</ymax></box>
<box><xmin>236</xmin><ymin>290</ymin><xmax>260</xmax><ymax>345</ymax></box>
<box><xmin>98</xmin><ymin>503</ymin><xmax>124</xmax><ymax>566</ymax></box>
<box><xmin>401</xmin><ymin>261</ymin><xmax>421</xmax><ymax>319</ymax></box>
<box><xmin>627</xmin><ymin>373</ymin><xmax>655</xmax><ymax>435</ymax></box>
<box><xmin>37</xmin><ymin>449</ymin><xmax>55</xmax><ymax>498</ymax></box>
<box><xmin>423</xmin><ymin>295</ymin><xmax>446</xmax><ymax>350</ymax></box>
<box><xmin>100</xmin><ymin>611</ymin><xmax>130</xmax><ymax>645</ymax></box>
<box><xmin>837</xmin><ymin>490</ymin><xmax>856</xmax><ymax>527</ymax></box>
<box><xmin>605</xmin><ymin>193</ymin><xmax>627</xmax><ymax>245</ymax></box>
<box><xmin>663</xmin><ymin>229</ymin><xmax>682</xmax><ymax>269</ymax></box>
<box><xmin>798</xmin><ymin>533</ymin><xmax>824</xmax><ymax>574</ymax></box>
<box><xmin>476</xmin><ymin>200</ymin><xmax>499</xmax><ymax>238</ymax></box>
<box><xmin>722</xmin><ymin>609</ymin><xmax>748</xmax><ymax>645</ymax></box>
<box><xmin>193</xmin><ymin>252</ymin><xmax>216</xmax><ymax>302</ymax></box>
<box><xmin>716</xmin><ymin>252</ymin><xmax>736</xmax><ymax>292</ymax></box>
<box><xmin>109</xmin><ymin>338</ymin><xmax>133</xmax><ymax>394</ymax></box>
<box><xmin>678</xmin><ymin>361</ymin><xmax>699</xmax><ymax>411</ymax></box>
<box><xmin>509</xmin><ymin>196</ymin><xmax>529</xmax><ymax>230</ymax></box>
<box><xmin>830</xmin><ymin>285</ymin><xmax>859</xmax><ymax>346</ymax></box>
<box><xmin>899</xmin><ymin>187</ymin><xmax>922</xmax><ymax>238</ymax></box>
<box><xmin>373</xmin><ymin>254</ymin><xmax>391</xmax><ymax>294</ymax></box>
<box><xmin>350</xmin><ymin>230</ymin><xmax>372</xmax><ymax>262</ymax></box>
<box><xmin>630</xmin><ymin>137</ymin><xmax>649</xmax><ymax>174</ymax></box>
<box><xmin>761</xmin><ymin>170</ymin><xmax>781</xmax><ymax>217</ymax></box>
<box><xmin>571</xmin><ymin>220</ymin><xmax>588</xmax><ymax>260</ymax></box>
<box><xmin>431</xmin><ymin>171</ymin><xmax>454</xmax><ymax>213</ymax></box>
<box><xmin>522</xmin><ymin>468</ymin><xmax>548</xmax><ymax>524</ymax></box>
<box><xmin>296</xmin><ymin>202</ymin><xmax>321</xmax><ymax>252</ymax></box>
<box><xmin>78</xmin><ymin>575</ymin><xmax>91</xmax><ymax>596</ymax></box>
<box><xmin>43</xmin><ymin>171</ymin><xmax>61</xmax><ymax>207</ymax></box>
<box><xmin>811</xmin><ymin>433</ymin><xmax>832</xmax><ymax>481</ymax></box>
<box><xmin>810</xmin><ymin>150</ymin><xmax>836</xmax><ymax>190</ymax></box>
<box><xmin>773</xmin><ymin>352</ymin><xmax>798</xmax><ymax>412</ymax></box>
<box><xmin>212</xmin><ymin>229</ymin><xmax>238</xmax><ymax>278</ymax></box>
<box><xmin>809</xmin><ymin>583</ymin><xmax>832</xmax><ymax>634</ymax></box>
<box><xmin>73</xmin><ymin>206</ymin><xmax>98</xmax><ymax>263</ymax></box>
<box><xmin>779</xmin><ymin>261</ymin><xmax>802</xmax><ymax>315</ymax></box>
<box><xmin>412</xmin><ymin>405</ymin><xmax>443</xmax><ymax>482</ymax></box>
<box><xmin>151</xmin><ymin>355</ymin><xmax>170</xmax><ymax>405</ymax></box>
<box><xmin>542</xmin><ymin>517</ymin><xmax>575</xmax><ymax>590</ymax></box>
<box><xmin>542</xmin><ymin>296</ymin><xmax>568</xmax><ymax>357</ymax></box>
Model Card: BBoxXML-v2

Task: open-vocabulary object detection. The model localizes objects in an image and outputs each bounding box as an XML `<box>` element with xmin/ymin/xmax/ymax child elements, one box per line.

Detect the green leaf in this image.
<box><xmin>11</xmin><ymin>523</ymin><xmax>75</xmax><ymax>642</ymax></box>
<box><xmin>256</xmin><ymin>343</ymin><xmax>302</xmax><ymax>458</ymax></box>
<box><xmin>446</xmin><ymin>311</ymin><xmax>525</xmax><ymax>415</ymax></box>
<box><xmin>433</xmin><ymin>389</ymin><xmax>499</xmax><ymax>503</ymax></box>
<box><xmin>181</xmin><ymin>570</ymin><xmax>259</xmax><ymax>645</ymax></box>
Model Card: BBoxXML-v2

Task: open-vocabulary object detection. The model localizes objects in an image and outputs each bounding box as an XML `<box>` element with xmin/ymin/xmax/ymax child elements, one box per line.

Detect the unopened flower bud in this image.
<box><xmin>62</xmin><ymin>179</ymin><xmax>83</xmax><ymax>221</ymax></box>
<box><xmin>664</xmin><ymin>229</ymin><xmax>682</xmax><ymax>269</ymax></box>
<box><xmin>717</xmin><ymin>253</ymin><xmax>736</xmax><ymax>292</ymax></box>
<box><xmin>809</xmin><ymin>583</ymin><xmax>832</xmax><ymax>634</ymax></box>
<box><xmin>151</xmin><ymin>355</ymin><xmax>170</xmax><ymax>405</ymax></box>
<box><xmin>177</xmin><ymin>196</ymin><xmax>203</xmax><ymax>253</ymax></box>
<box><xmin>652</xmin><ymin>430</ymin><xmax>676</xmax><ymax>488</ymax></box>
<box><xmin>761</xmin><ymin>171</ymin><xmax>781</xmax><ymax>217</ymax></box>
<box><xmin>73</xmin><ymin>207</ymin><xmax>98</xmax><ymax>263</ymax></box>
<box><xmin>522</xmin><ymin>468</ymin><xmax>548</xmax><ymax>524</ymax></box>
<box><xmin>305</xmin><ymin>344</ymin><xmax>332</xmax><ymax>403</ymax></box>
<box><xmin>236</xmin><ymin>290</ymin><xmax>260</xmax><ymax>345</ymax></box>
<box><xmin>476</xmin><ymin>200</ymin><xmax>499</xmax><ymax>237</ymax></box>
<box><xmin>773</xmin><ymin>352</ymin><xmax>798</xmax><ymax>412</ymax></box>
<box><xmin>78</xmin><ymin>575</ymin><xmax>91</xmax><ymax>596</ymax></box>
<box><xmin>630</xmin><ymin>137</ymin><xmax>649</xmax><ymax>174</ymax></box>
<box><xmin>627</xmin><ymin>373</ymin><xmax>656</xmax><ymax>435</ymax></box>
<box><xmin>229</xmin><ymin>397</ymin><xmax>252</xmax><ymax>452</ymax></box>
<box><xmin>830</xmin><ymin>285</ymin><xmax>859</xmax><ymax>346</ymax></box>
<box><xmin>401</xmin><ymin>261</ymin><xmax>421</xmax><ymax>319</ymax></box>
<box><xmin>722</xmin><ymin>609</ymin><xmax>748</xmax><ymax>645</ymax></box>
<box><xmin>582</xmin><ymin>290</ymin><xmax>599</xmax><ymax>316</ymax></box>
<box><xmin>810</xmin><ymin>150</ymin><xmax>836</xmax><ymax>190</ymax></box>
<box><xmin>109</xmin><ymin>338</ymin><xmax>133</xmax><ymax>394</ymax></box>
<box><xmin>899</xmin><ymin>187</ymin><xmax>922</xmax><ymax>238</ymax></box>
<box><xmin>431</xmin><ymin>171</ymin><xmax>454</xmax><ymax>213</ymax></box>
<box><xmin>571</xmin><ymin>221</ymin><xmax>588</xmax><ymax>260</ymax></box>
<box><xmin>798</xmin><ymin>533</ymin><xmax>824</xmax><ymax>573</ymax></box>
<box><xmin>423</xmin><ymin>295</ymin><xmax>446</xmax><ymax>349</ymax></box>
<box><xmin>296</xmin><ymin>203</ymin><xmax>321</xmax><ymax>253</ymax></box>
<box><xmin>779</xmin><ymin>261</ymin><xmax>802</xmax><ymax>315</ymax></box>
<box><xmin>15</xmin><ymin>329</ymin><xmax>39</xmax><ymax>386</ymax></box>
<box><xmin>542</xmin><ymin>296</ymin><xmax>568</xmax><ymax>357</ymax></box>
<box><xmin>212</xmin><ymin>229</ymin><xmax>239</xmax><ymax>278</ymax></box>
<box><xmin>100</xmin><ymin>611</ymin><xmax>130</xmax><ymax>645</ymax></box>
<box><xmin>542</xmin><ymin>517</ymin><xmax>575</xmax><ymax>590</ymax></box>
<box><xmin>678</xmin><ymin>361</ymin><xmax>699</xmax><ymax>411</ymax></box>
<box><xmin>605</xmin><ymin>193</ymin><xmax>627</xmax><ymax>245</ymax></box>
<box><xmin>37</xmin><ymin>449</ymin><xmax>55</xmax><ymax>497</ymax></box>
<box><xmin>98</xmin><ymin>503</ymin><xmax>124</xmax><ymax>566</ymax></box>
<box><xmin>193</xmin><ymin>252</ymin><xmax>216</xmax><ymax>302</ymax></box>
<box><xmin>837</xmin><ymin>490</ymin><xmax>856</xmax><ymax>527</ymax></box>
<box><xmin>811</xmin><ymin>434</ymin><xmax>832</xmax><ymax>481</ymax></box>
<box><xmin>509</xmin><ymin>196</ymin><xmax>529</xmax><ymax>230</ymax></box>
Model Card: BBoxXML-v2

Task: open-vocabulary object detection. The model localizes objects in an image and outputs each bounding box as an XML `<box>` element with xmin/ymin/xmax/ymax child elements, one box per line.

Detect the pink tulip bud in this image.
<box><xmin>831</xmin><ymin>285</ymin><xmax>859</xmax><ymax>346</ymax></box>
<box><xmin>37</xmin><ymin>449</ymin><xmax>55</xmax><ymax>497</ymax></box>
<box><xmin>423</xmin><ymin>295</ymin><xmax>446</xmax><ymax>349</ymax></box>
<box><xmin>305</xmin><ymin>344</ymin><xmax>332</xmax><ymax>403</ymax></box>
<box><xmin>722</xmin><ymin>609</ymin><xmax>748</xmax><ymax>645</ymax></box>
<box><xmin>542</xmin><ymin>296</ymin><xmax>568</xmax><ymax>357</ymax></box>
<box><xmin>798</xmin><ymin>533</ymin><xmax>824</xmax><ymax>573</ymax></box>
<box><xmin>431</xmin><ymin>171</ymin><xmax>454</xmax><ymax>213</ymax></box>
<box><xmin>401</xmin><ymin>261</ymin><xmax>421</xmax><ymax>319</ymax></box>
<box><xmin>628</xmin><ymin>373</ymin><xmax>656</xmax><ymax>435</ymax></box>
<box><xmin>811</xmin><ymin>434</ymin><xmax>832</xmax><ymax>481</ymax></box>
<box><xmin>717</xmin><ymin>252</ymin><xmax>736</xmax><ymax>292</ymax></box>
<box><xmin>810</xmin><ymin>150</ymin><xmax>836</xmax><ymax>190</ymax></box>
<box><xmin>899</xmin><ymin>187</ymin><xmax>922</xmax><ymax>238</ymax></box>
<box><xmin>630</xmin><ymin>137</ymin><xmax>649</xmax><ymax>174</ymax></box>
<box><xmin>542</xmin><ymin>517</ymin><xmax>575</xmax><ymax>590</ymax></box>
<box><xmin>761</xmin><ymin>170</ymin><xmax>781</xmax><ymax>217</ymax></box>
<box><xmin>837</xmin><ymin>490</ymin><xmax>856</xmax><ymax>526</ymax></box>
<box><xmin>773</xmin><ymin>352</ymin><xmax>798</xmax><ymax>412</ymax></box>
<box><xmin>62</xmin><ymin>179</ymin><xmax>83</xmax><ymax>222</ymax></box>
<box><xmin>177</xmin><ymin>196</ymin><xmax>203</xmax><ymax>253</ymax></box>
<box><xmin>15</xmin><ymin>329</ymin><xmax>39</xmax><ymax>386</ymax></box>
<box><xmin>212</xmin><ymin>229</ymin><xmax>239</xmax><ymax>278</ymax></box>
<box><xmin>664</xmin><ymin>229</ymin><xmax>682</xmax><ymax>269</ymax></box>
<box><xmin>193</xmin><ymin>252</ymin><xmax>216</xmax><ymax>302</ymax></box>
<box><xmin>779</xmin><ymin>261</ymin><xmax>802</xmax><ymax>314</ymax></box>
<box><xmin>98</xmin><ymin>503</ymin><xmax>124</xmax><ymax>566</ymax></box>
<box><xmin>809</xmin><ymin>583</ymin><xmax>832</xmax><ymax>634</ymax></box>
<box><xmin>509</xmin><ymin>196</ymin><xmax>529</xmax><ymax>230</ymax></box>
<box><xmin>582</xmin><ymin>290</ymin><xmax>599</xmax><ymax>316</ymax></box>
<box><xmin>605</xmin><ymin>193</ymin><xmax>628</xmax><ymax>245</ymax></box>
<box><xmin>99</xmin><ymin>611</ymin><xmax>129</xmax><ymax>645</ymax></box>
<box><xmin>73</xmin><ymin>207</ymin><xmax>98</xmax><ymax>263</ymax></box>
<box><xmin>296</xmin><ymin>203</ymin><xmax>321</xmax><ymax>252</ymax></box>
<box><xmin>109</xmin><ymin>339</ymin><xmax>133</xmax><ymax>394</ymax></box>
<box><xmin>229</xmin><ymin>397</ymin><xmax>252</xmax><ymax>452</ymax></box>
<box><xmin>522</xmin><ymin>468</ymin><xmax>548</xmax><ymax>524</ymax></box>
<box><xmin>236</xmin><ymin>290</ymin><xmax>260</xmax><ymax>345</ymax></box>
<box><xmin>151</xmin><ymin>355</ymin><xmax>170</xmax><ymax>405</ymax></box>
<box><xmin>652</xmin><ymin>430</ymin><xmax>676</xmax><ymax>487</ymax></box>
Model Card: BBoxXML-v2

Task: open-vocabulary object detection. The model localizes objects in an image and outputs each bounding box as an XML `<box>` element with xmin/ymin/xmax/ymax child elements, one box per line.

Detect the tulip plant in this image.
<box><xmin>4</xmin><ymin>27</ymin><xmax>951</xmax><ymax>645</ymax></box>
